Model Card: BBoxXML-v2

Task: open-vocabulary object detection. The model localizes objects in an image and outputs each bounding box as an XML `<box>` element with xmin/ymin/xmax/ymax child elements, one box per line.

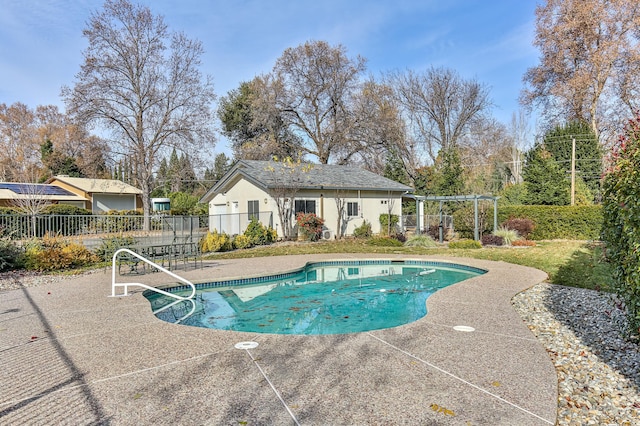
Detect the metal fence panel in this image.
<box><xmin>402</xmin><ymin>214</ymin><xmax>454</xmax><ymax>232</ymax></box>
<box><xmin>0</xmin><ymin>214</ymin><xmax>211</xmax><ymax>249</ymax></box>
<box><xmin>207</xmin><ymin>211</ymin><xmax>273</xmax><ymax>236</ymax></box>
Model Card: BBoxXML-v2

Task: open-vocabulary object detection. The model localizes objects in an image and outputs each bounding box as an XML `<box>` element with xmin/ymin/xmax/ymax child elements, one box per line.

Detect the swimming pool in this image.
<box><xmin>145</xmin><ymin>260</ymin><xmax>485</xmax><ymax>335</ymax></box>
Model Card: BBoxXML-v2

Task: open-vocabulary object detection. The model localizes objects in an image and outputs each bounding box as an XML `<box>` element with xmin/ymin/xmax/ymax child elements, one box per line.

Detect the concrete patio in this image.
<box><xmin>0</xmin><ymin>254</ymin><xmax>556</xmax><ymax>425</ymax></box>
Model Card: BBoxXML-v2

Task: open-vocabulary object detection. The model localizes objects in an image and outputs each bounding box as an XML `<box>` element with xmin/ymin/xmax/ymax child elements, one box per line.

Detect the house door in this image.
<box><xmin>211</xmin><ymin>204</ymin><xmax>227</xmax><ymax>233</ymax></box>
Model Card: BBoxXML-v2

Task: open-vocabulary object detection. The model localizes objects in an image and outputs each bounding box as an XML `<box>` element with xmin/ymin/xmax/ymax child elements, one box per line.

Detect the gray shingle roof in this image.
<box><xmin>238</xmin><ymin>160</ymin><xmax>413</xmax><ymax>191</ymax></box>
<box><xmin>201</xmin><ymin>160</ymin><xmax>413</xmax><ymax>203</ymax></box>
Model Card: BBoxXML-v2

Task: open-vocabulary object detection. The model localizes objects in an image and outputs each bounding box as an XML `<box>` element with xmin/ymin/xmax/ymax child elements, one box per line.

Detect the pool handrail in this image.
<box><xmin>111</xmin><ymin>248</ymin><xmax>196</xmax><ymax>300</ymax></box>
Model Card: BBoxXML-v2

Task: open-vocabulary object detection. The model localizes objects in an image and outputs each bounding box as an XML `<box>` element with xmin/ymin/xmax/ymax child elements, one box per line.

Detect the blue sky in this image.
<box><xmin>0</xmin><ymin>0</ymin><xmax>539</xmax><ymax>153</ymax></box>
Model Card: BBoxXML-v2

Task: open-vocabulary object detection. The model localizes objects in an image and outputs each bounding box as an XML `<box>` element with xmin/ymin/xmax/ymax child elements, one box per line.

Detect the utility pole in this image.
<box><xmin>570</xmin><ymin>136</ymin><xmax>576</xmax><ymax>205</ymax></box>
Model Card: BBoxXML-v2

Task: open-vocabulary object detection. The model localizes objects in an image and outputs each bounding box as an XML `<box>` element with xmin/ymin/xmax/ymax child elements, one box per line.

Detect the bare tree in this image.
<box><xmin>521</xmin><ymin>0</ymin><xmax>640</xmax><ymax>139</ymax></box>
<box><xmin>264</xmin><ymin>157</ymin><xmax>312</xmax><ymax>239</ymax></box>
<box><xmin>62</xmin><ymin>0</ymin><xmax>216</xmax><ymax>229</ymax></box>
<box><xmin>388</xmin><ymin>67</ymin><xmax>491</xmax><ymax>164</ymax></box>
<box><xmin>507</xmin><ymin>111</ymin><xmax>531</xmax><ymax>184</ymax></box>
<box><xmin>10</xmin><ymin>184</ymin><xmax>51</xmax><ymax>237</ymax></box>
<box><xmin>383</xmin><ymin>191</ymin><xmax>397</xmax><ymax>236</ymax></box>
<box><xmin>0</xmin><ymin>103</ymin><xmax>40</xmax><ymax>182</ymax></box>
<box><xmin>333</xmin><ymin>189</ymin><xmax>348</xmax><ymax>239</ymax></box>
<box><xmin>458</xmin><ymin>118</ymin><xmax>513</xmax><ymax>193</ymax></box>
<box><xmin>258</xmin><ymin>40</ymin><xmax>367</xmax><ymax>164</ymax></box>
<box><xmin>35</xmin><ymin>105</ymin><xmax>110</xmax><ymax>179</ymax></box>
<box><xmin>349</xmin><ymin>79</ymin><xmax>416</xmax><ymax>177</ymax></box>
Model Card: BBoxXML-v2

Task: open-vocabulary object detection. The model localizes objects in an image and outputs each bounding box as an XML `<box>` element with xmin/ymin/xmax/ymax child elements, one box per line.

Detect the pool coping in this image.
<box><xmin>0</xmin><ymin>254</ymin><xmax>556</xmax><ymax>425</ymax></box>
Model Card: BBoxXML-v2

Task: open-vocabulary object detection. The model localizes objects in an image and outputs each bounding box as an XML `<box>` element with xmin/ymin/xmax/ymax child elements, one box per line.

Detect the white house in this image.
<box><xmin>199</xmin><ymin>160</ymin><xmax>413</xmax><ymax>238</ymax></box>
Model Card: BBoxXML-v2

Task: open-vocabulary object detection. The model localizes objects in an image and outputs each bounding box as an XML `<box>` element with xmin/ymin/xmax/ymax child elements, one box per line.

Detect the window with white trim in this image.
<box><xmin>294</xmin><ymin>199</ymin><xmax>316</xmax><ymax>214</ymax></box>
<box><xmin>346</xmin><ymin>202</ymin><xmax>359</xmax><ymax>217</ymax></box>
<box><xmin>248</xmin><ymin>200</ymin><xmax>259</xmax><ymax>220</ymax></box>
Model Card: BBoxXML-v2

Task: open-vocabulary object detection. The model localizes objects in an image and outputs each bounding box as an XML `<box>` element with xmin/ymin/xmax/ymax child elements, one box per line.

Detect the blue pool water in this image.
<box><xmin>144</xmin><ymin>260</ymin><xmax>485</xmax><ymax>335</ymax></box>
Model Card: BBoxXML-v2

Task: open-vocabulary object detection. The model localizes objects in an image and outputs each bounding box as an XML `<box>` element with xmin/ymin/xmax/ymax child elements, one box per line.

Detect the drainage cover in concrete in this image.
<box><xmin>234</xmin><ymin>341</ymin><xmax>259</xmax><ymax>349</ymax></box>
<box><xmin>453</xmin><ymin>325</ymin><xmax>475</xmax><ymax>332</ymax></box>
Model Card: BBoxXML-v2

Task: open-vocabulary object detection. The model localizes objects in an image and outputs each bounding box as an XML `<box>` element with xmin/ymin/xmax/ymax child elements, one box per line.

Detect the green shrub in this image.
<box><xmin>0</xmin><ymin>238</ymin><xmax>24</xmax><ymax>271</ymax></box>
<box><xmin>379</xmin><ymin>213</ymin><xmax>399</xmax><ymax>236</ymax></box>
<box><xmin>41</xmin><ymin>205</ymin><xmax>92</xmax><ymax>215</ymax></box>
<box><xmin>169</xmin><ymin>191</ymin><xmax>199</xmax><ymax>215</ymax></box>
<box><xmin>39</xmin><ymin>204</ymin><xmax>94</xmax><ymax>236</ymax></box>
<box><xmin>244</xmin><ymin>218</ymin><xmax>276</xmax><ymax>245</ymax></box>
<box><xmin>0</xmin><ymin>207</ymin><xmax>20</xmax><ymax>215</ymax></box>
<box><xmin>493</xmin><ymin>227</ymin><xmax>520</xmax><ymax>246</ymax></box>
<box><xmin>366</xmin><ymin>236</ymin><xmax>404</xmax><ymax>247</ymax></box>
<box><xmin>232</xmin><ymin>234</ymin><xmax>253</xmax><ymax>249</ymax></box>
<box><xmin>0</xmin><ymin>209</ymin><xmax>22</xmax><ymax>238</ymax></box>
<box><xmin>601</xmin><ymin>112</ymin><xmax>640</xmax><ymax>339</ymax></box>
<box><xmin>496</xmin><ymin>205</ymin><xmax>603</xmax><ymax>240</ymax></box>
<box><xmin>451</xmin><ymin>204</ymin><xmax>493</xmax><ymax>239</ymax></box>
<box><xmin>404</xmin><ymin>235</ymin><xmax>438</xmax><ymax>248</ymax></box>
<box><xmin>99</xmin><ymin>210</ymin><xmax>143</xmax><ymax>233</ymax></box>
<box><xmin>448</xmin><ymin>239</ymin><xmax>482</xmax><ymax>249</ymax></box>
<box><xmin>353</xmin><ymin>220</ymin><xmax>372</xmax><ymax>238</ymax></box>
<box><xmin>199</xmin><ymin>230</ymin><xmax>232</xmax><ymax>253</ymax></box>
<box><xmin>94</xmin><ymin>235</ymin><xmax>137</xmax><ymax>261</ymax></box>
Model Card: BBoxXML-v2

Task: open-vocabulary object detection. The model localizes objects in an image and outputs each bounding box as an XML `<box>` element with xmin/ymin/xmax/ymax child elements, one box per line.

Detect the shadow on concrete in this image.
<box><xmin>0</xmin><ymin>279</ymin><xmax>110</xmax><ymax>424</ymax></box>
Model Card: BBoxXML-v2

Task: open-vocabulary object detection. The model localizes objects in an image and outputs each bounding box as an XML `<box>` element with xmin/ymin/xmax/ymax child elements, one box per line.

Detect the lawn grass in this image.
<box><xmin>207</xmin><ymin>239</ymin><xmax>614</xmax><ymax>291</ymax></box>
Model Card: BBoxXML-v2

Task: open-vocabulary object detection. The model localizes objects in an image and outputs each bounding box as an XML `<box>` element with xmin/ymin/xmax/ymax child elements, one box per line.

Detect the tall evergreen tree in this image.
<box><xmin>154</xmin><ymin>158</ymin><xmax>170</xmax><ymax>196</ymax></box>
<box><xmin>383</xmin><ymin>150</ymin><xmax>410</xmax><ymax>186</ymax></box>
<box><xmin>436</xmin><ymin>147</ymin><xmax>464</xmax><ymax>197</ymax></box>
<box><xmin>212</xmin><ymin>153</ymin><xmax>231</xmax><ymax>181</ymax></box>
<box><xmin>522</xmin><ymin>143</ymin><xmax>569</xmax><ymax>205</ymax></box>
<box><xmin>168</xmin><ymin>148</ymin><xmax>181</xmax><ymax>192</ymax></box>
<box><xmin>542</xmin><ymin>121</ymin><xmax>603</xmax><ymax>198</ymax></box>
<box><xmin>179</xmin><ymin>153</ymin><xmax>197</xmax><ymax>193</ymax></box>
<box><xmin>39</xmin><ymin>139</ymin><xmax>82</xmax><ymax>181</ymax></box>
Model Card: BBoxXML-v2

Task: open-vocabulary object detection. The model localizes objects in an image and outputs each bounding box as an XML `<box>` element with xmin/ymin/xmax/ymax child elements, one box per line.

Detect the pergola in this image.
<box><xmin>405</xmin><ymin>194</ymin><xmax>500</xmax><ymax>243</ymax></box>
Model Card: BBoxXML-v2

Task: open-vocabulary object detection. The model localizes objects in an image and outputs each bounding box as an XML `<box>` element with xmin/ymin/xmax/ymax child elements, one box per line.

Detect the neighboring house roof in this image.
<box><xmin>46</xmin><ymin>176</ymin><xmax>143</xmax><ymax>195</ymax></box>
<box><xmin>0</xmin><ymin>183</ymin><xmax>87</xmax><ymax>202</ymax></box>
<box><xmin>201</xmin><ymin>160</ymin><xmax>413</xmax><ymax>203</ymax></box>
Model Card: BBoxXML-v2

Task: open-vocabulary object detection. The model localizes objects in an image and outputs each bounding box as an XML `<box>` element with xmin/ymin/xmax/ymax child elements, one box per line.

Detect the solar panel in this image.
<box><xmin>0</xmin><ymin>183</ymin><xmax>75</xmax><ymax>196</ymax></box>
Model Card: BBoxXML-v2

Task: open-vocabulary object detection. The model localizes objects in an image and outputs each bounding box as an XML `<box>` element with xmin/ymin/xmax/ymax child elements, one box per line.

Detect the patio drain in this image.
<box><xmin>235</xmin><ymin>341</ymin><xmax>259</xmax><ymax>349</ymax></box>
<box><xmin>453</xmin><ymin>325</ymin><xmax>475</xmax><ymax>332</ymax></box>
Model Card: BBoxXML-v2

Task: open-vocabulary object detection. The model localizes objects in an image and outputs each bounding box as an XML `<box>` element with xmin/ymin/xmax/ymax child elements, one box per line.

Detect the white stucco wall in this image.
<box><xmin>318</xmin><ymin>191</ymin><xmax>402</xmax><ymax>238</ymax></box>
<box><xmin>207</xmin><ymin>178</ymin><xmax>405</xmax><ymax>238</ymax></box>
<box><xmin>208</xmin><ymin>178</ymin><xmax>274</xmax><ymax>235</ymax></box>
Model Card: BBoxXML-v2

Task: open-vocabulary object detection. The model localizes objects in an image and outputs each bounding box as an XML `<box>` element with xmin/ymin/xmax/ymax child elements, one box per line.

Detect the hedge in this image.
<box><xmin>497</xmin><ymin>205</ymin><xmax>602</xmax><ymax>240</ymax></box>
<box><xmin>450</xmin><ymin>204</ymin><xmax>603</xmax><ymax>240</ymax></box>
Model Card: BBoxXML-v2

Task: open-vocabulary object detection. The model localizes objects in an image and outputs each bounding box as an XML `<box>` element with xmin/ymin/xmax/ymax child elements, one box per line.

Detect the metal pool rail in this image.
<box><xmin>110</xmin><ymin>248</ymin><xmax>196</xmax><ymax>300</ymax></box>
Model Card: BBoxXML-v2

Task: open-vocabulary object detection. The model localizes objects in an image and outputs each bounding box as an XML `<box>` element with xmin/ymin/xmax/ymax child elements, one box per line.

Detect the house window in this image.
<box><xmin>294</xmin><ymin>199</ymin><xmax>316</xmax><ymax>214</ymax></box>
<box><xmin>248</xmin><ymin>200</ymin><xmax>259</xmax><ymax>220</ymax></box>
<box><xmin>347</xmin><ymin>202</ymin><xmax>358</xmax><ymax>217</ymax></box>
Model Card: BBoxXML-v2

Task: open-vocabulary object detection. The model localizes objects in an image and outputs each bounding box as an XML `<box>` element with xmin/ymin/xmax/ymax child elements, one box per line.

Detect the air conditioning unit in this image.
<box><xmin>322</xmin><ymin>230</ymin><xmax>332</xmax><ymax>240</ymax></box>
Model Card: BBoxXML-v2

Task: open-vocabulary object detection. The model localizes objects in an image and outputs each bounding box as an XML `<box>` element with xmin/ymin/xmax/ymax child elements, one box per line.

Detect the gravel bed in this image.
<box><xmin>513</xmin><ymin>283</ymin><xmax>640</xmax><ymax>425</ymax></box>
<box><xmin>2</xmin><ymin>270</ymin><xmax>638</xmax><ymax>424</ymax></box>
